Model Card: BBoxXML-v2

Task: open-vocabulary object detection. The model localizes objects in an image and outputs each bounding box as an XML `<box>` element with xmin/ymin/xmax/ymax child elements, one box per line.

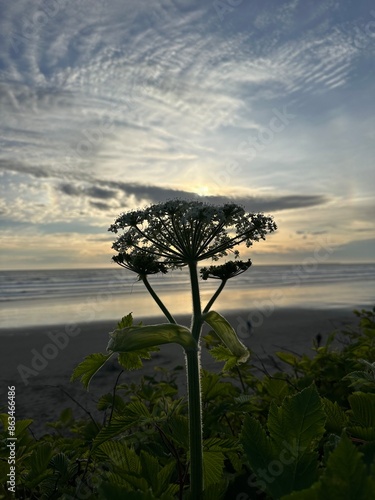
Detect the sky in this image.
<box><xmin>0</xmin><ymin>0</ymin><xmax>374</xmax><ymax>270</ymax></box>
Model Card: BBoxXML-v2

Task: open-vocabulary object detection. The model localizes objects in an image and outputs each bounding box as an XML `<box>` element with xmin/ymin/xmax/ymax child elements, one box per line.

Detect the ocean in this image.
<box><xmin>0</xmin><ymin>263</ymin><xmax>374</xmax><ymax>329</ymax></box>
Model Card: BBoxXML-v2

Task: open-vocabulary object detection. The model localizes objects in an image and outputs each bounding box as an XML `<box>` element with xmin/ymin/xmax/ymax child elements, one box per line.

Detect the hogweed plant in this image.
<box><xmin>72</xmin><ymin>199</ymin><xmax>276</xmax><ymax>498</ymax></box>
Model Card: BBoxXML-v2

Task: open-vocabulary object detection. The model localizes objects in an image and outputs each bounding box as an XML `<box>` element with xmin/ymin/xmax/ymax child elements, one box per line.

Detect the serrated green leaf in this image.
<box><xmin>267</xmin><ymin>385</ymin><xmax>326</xmax><ymax>450</ymax></box>
<box><xmin>117</xmin><ymin>313</ymin><xmax>134</xmax><ymax>328</ymax></box>
<box><xmin>50</xmin><ymin>452</ymin><xmax>69</xmax><ymax>479</ymax></box>
<box><xmin>97</xmin><ymin>393</ymin><xmax>126</xmax><ymax>413</ymax></box>
<box><xmin>203</xmin><ymin>480</ymin><xmax>228</xmax><ymax>500</ymax></box>
<box><xmin>156</xmin><ymin>461</ymin><xmax>177</xmax><ymax>496</ymax></box>
<box><xmin>209</xmin><ymin>344</ymin><xmax>232</xmax><ymax>361</ymax></box>
<box><xmin>203</xmin><ymin>451</ymin><xmax>225</xmax><ymax>487</ymax></box>
<box><xmin>98</xmin><ymin>441</ymin><xmax>145</xmax><ymax>490</ymax></box>
<box><xmin>209</xmin><ymin>345</ymin><xmax>238</xmax><ymax>371</ymax></box>
<box><xmin>126</xmin><ymin>400</ymin><xmax>152</xmax><ymax>419</ymax></box>
<box><xmin>92</xmin><ymin>417</ymin><xmax>137</xmax><ymax>449</ymax></box>
<box><xmin>343</xmin><ymin>370</ymin><xmax>375</xmax><ymax>387</ymax></box>
<box><xmin>319</xmin><ymin>435</ymin><xmax>371</xmax><ymax>499</ymax></box>
<box><xmin>268</xmin><ymin>385</ymin><xmax>325</xmax><ymax>495</ymax></box>
<box><xmin>71</xmin><ymin>352</ymin><xmax>113</xmax><ymax>389</ymax></box>
<box><xmin>241</xmin><ymin>415</ymin><xmax>275</xmax><ymax>476</ymax></box>
<box><xmin>282</xmin><ymin>424</ymin><xmax>375</xmax><ymax>500</ymax></box>
<box><xmin>118</xmin><ymin>347</ymin><xmax>159</xmax><ymax>371</ymax></box>
<box><xmin>203</xmin><ymin>311</ymin><xmax>250</xmax><ymax>363</ymax></box>
<box><xmin>26</xmin><ymin>442</ymin><xmax>53</xmax><ymax>485</ymax></box>
<box><xmin>348</xmin><ymin>426</ymin><xmax>375</xmax><ymax>441</ymax></box>
<box><xmin>242</xmin><ymin>386</ymin><xmax>326</xmax><ymax>499</ymax></box>
<box><xmin>140</xmin><ymin>450</ymin><xmax>160</xmax><ymax>493</ymax></box>
<box><xmin>203</xmin><ymin>437</ymin><xmax>239</xmax><ymax>452</ymax></box>
<box><xmin>322</xmin><ymin>398</ymin><xmax>349</xmax><ymax>433</ymax></box>
<box><xmin>263</xmin><ymin>377</ymin><xmax>290</xmax><ymax>400</ymax></box>
<box><xmin>92</xmin><ymin>401</ymin><xmax>155</xmax><ymax>449</ymax></box>
<box><xmin>164</xmin><ymin>414</ymin><xmax>189</xmax><ymax>449</ymax></box>
<box><xmin>107</xmin><ymin>323</ymin><xmax>197</xmax><ymax>353</ymax></box>
<box><xmin>201</xmin><ymin>371</ymin><xmax>235</xmax><ymax>401</ymax></box>
<box><xmin>349</xmin><ymin>392</ymin><xmax>375</xmax><ymax>427</ymax></box>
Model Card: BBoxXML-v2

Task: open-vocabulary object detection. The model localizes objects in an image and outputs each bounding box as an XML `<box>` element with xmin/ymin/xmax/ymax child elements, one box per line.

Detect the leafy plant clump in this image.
<box><xmin>0</xmin><ymin>308</ymin><xmax>374</xmax><ymax>498</ymax></box>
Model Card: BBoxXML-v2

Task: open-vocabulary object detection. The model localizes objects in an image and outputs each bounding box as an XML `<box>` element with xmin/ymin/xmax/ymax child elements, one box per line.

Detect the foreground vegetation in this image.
<box><xmin>1</xmin><ymin>307</ymin><xmax>374</xmax><ymax>499</ymax></box>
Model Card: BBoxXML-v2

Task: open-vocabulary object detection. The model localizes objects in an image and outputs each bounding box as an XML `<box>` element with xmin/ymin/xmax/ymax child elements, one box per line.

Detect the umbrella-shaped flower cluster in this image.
<box><xmin>109</xmin><ymin>199</ymin><xmax>277</xmax><ymax>269</ymax></box>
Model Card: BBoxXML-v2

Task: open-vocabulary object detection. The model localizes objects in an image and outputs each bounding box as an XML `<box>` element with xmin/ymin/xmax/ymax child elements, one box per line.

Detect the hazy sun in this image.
<box><xmin>195</xmin><ymin>186</ymin><xmax>210</xmax><ymax>197</ymax></box>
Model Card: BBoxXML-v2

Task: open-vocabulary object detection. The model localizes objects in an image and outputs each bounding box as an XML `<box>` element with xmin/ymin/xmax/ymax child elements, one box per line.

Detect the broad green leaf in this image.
<box><xmin>322</xmin><ymin>398</ymin><xmax>349</xmax><ymax>434</ymax></box>
<box><xmin>201</xmin><ymin>371</ymin><xmax>235</xmax><ymax>401</ymax></box>
<box><xmin>348</xmin><ymin>392</ymin><xmax>375</xmax><ymax>427</ymax></box>
<box><xmin>163</xmin><ymin>414</ymin><xmax>189</xmax><ymax>449</ymax></box>
<box><xmin>203</xmin><ymin>451</ymin><xmax>225</xmax><ymax>487</ymax></box>
<box><xmin>71</xmin><ymin>352</ymin><xmax>113</xmax><ymax>389</ymax></box>
<box><xmin>263</xmin><ymin>377</ymin><xmax>290</xmax><ymax>400</ymax></box>
<box><xmin>30</xmin><ymin>443</ymin><xmax>53</xmax><ymax>473</ymax></box>
<box><xmin>209</xmin><ymin>344</ymin><xmax>238</xmax><ymax>371</ymax></box>
<box><xmin>242</xmin><ymin>386</ymin><xmax>326</xmax><ymax>499</ymax></box>
<box><xmin>267</xmin><ymin>385</ymin><xmax>326</xmax><ymax>495</ymax></box>
<box><xmin>343</xmin><ymin>370</ymin><xmax>375</xmax><ymax>388</ymax></box>
<box><xmin>92</xmin><ymin>401</ymin><xmax>156</xmax><ymax>449</ymax></box>
<box><xmin>97</xmin><ymin>393</ymin><xmax>126</xmax><ymax>413</ymax></box>
<box><xmin>267</xmin><ymin>385</ymin><xmax>326</xmax><ymax>449</ymax></box>
<box><xmin>118</xmin><ymin>347</ymin><xmax>159</xmax><ymax>371</ymax></box>
<box><xmin>92</xmin><ymin>417</ymin><xmax>138</xmax><ymax>449</ymax></box>
<box><xmin>241</xmin><ymin>415</ymin><xmax>275</xmax><ymax>478</ymax></box>
<box><xmin>348</xmin><ymin>426</ymin><xmax>375</xmax><ymax>441</ymax></box>
<box><xmin>50</xmin><ymin>452</ymin><xmax>70</xmax><ymax>480</ymax></box>
<box><xmin>25</xmin><ymin>442</ymin><xmax>54</xmax><ymax>487</ymax></box>
<box><xmin>107</xmin><ymin>323</ymin><xmax>197</xmax><ymax>353</ymax></box>
<box><xmin>126</xmin><ymin>400</ymin><xmax>152</xmax><ymax>419</ymax></box>
<box><xmin>154</xmin><ymin>460</ymin><xmax>176</xmax><ymax>496</ymax></box>
<box><xmin>282</xmin><ymin>426</ymin><xmax>375</xmax><ymax>500</ymax></box>
<box><xmin>319</xmin><ymin>435</ymin><xmax>372</xmax><ymax>499</ymax></box>
<box><xmin>203</xmin><ymin>437</ymin><xmax>239</xmax><ymax>453</ymax></box>
<box><xmin>203</xmin><ymin>480</ymin><xmax>228</xmax><ymax>500</ymax></box>
<box><xmin>203</xmin><ymin>311</ymin><xmax>250</xmax><ymax>363</ymax></box>
<box><xmin>140</xmin><ymin>450</ymin><xmax>160</xmax><ymax>493</ymax></box>
<box><xmin>98</xmin><ymin>441</ymin><xmax>148</xmax><ymax>491</ymax></box>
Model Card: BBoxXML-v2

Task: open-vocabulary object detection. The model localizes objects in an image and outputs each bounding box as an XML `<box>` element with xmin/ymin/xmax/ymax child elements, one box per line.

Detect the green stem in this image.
<box><xmin>187</xmin><ymin>260</ymin><xmax>204</xmax><ymax>498</ymax></box>
<box><xmin>185</xmin><ymin>348</ymin><xmax>203</xmax><ymax>499</ymax></box>
<box><xmin>202</xmin><ymin>279</ymin><xmax>227</xmax><ymax>314</ymax></box>
<box><xmin>141</xmin><ymin>276</ymin><xmax>176</xmax><ymax>324</ymax></box>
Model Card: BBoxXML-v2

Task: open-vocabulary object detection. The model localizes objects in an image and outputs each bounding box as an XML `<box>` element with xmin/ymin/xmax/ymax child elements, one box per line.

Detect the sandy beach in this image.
<box><xmin>0</xmin><ymin>307</ymin><xmax>360</xmax><ymax>437</ymax></box>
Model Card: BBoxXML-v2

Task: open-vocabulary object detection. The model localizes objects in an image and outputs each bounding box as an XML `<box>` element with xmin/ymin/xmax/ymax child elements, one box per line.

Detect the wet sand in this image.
<box><xmin>0</xmin><ymin>307</ymin><xmax>359</xmax><ymax>436</ymax></box>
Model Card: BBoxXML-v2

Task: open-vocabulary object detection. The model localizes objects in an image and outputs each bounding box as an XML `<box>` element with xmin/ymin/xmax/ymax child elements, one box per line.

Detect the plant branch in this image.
<box><xmin>202</xmin><ymin>279</ymin><xmax>227</xmax><ymax>314</ymax></box>
<box><xmin>141</xmin><ymin>276</ymin><xmax>176</xmax><ymax>324</ymax></box>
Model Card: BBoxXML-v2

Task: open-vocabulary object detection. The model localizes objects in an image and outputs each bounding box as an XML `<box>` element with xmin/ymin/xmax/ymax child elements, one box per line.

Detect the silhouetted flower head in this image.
<box><xmin>200</xmin><ymin>259</ymin><xmax>252</xmax><ymax>281</ymax></box>
<box><xmin>112</xmin><ymin>250</ymin><xmax>168</xmax><ymax>278</ymax></box>
<box><xmin>109</xmin><ymin>199</ymin><xmax>276</xmax><ymax>267</ymax></box>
